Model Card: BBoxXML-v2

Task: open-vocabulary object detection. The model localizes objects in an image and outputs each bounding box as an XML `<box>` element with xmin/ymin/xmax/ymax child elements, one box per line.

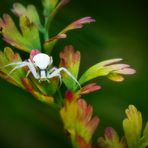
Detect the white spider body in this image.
<box><xmin>2</xmin><ymin>52</ymin><xmax>80</xmax><ymax>87</ymax></box>
<box><xmin>33</xmin><ymin>53</ymin><xmax>52</xmax><ymax>69</ymax></box>
<box><xmin>32</xmin><ymin>53</ymin><xmax>53</xmax><ymax>80</ymax></box>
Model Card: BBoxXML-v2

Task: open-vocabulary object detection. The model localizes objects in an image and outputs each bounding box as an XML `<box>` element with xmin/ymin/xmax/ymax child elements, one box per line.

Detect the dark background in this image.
<box><xmin>0</xmin><ymin>0</ymin><xmax>148</xmax><ymax>147</ymax></box>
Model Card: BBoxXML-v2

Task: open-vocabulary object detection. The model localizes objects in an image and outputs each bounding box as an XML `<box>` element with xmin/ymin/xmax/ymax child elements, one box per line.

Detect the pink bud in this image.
<box><xmin>30</xmin><ymin>49</ymin><xmax>40</xmax><ymax>60</ymax></box>
<box><xmin>65</xmin><ymin>90</ymin><xmax>74</xmax><ymax>102</ymax></box>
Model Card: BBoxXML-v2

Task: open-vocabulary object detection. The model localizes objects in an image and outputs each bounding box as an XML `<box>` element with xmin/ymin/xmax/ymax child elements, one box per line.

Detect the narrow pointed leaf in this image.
<box><xmin>44</xmin><ymin>16</ymin><xmax>95</xmax><ymax>53</ymax></box>
<box><xmin>79</xmin><ymin>59</ymin><xmax>122</xmax><ymax>84</ymax></box>
<box><xmin>79</xmin><ymin>83</ymin><xmax>101</xmax><ymax>95</ymax></box>
<box><xmin>44</xmin><ymin>34</ymin><xmax>66</xmax><ymax>52</ymax></box>
<box><xmin>60</xmin><ymin>17</ymin><xmax>96</xmax><ymax>34</ymax></box>
<box><xmin>79</xmin><ymin>58</ymin><xmax>135</xmax><ymax>85</ymax></box>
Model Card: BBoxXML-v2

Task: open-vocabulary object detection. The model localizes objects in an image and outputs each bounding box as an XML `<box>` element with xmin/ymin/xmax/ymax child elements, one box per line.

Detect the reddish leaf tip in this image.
<box><xmin>45</xmin><ymin>34</ymin><xmax>67</xmax><ymax>43</ymax></box>
<box><xmin>72</xmin><ymin>16</ymin><xmax>96</xmax><ymax>29</ymax></box>
<box><xmin>105</xmin><ymin>127</ymin><xmax>115</xmax><ymax>140</ymax></box>
<box><xmin>80</xmin><ymin>83</ymin><xmax>101</xmax><ymax>95</ymax></box>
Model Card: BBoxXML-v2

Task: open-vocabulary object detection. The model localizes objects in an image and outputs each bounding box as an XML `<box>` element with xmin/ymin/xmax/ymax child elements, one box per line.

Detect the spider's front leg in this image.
<box><xmin>56</xmin><ymin>67</ymin><xmax>81</xmax><ymax>88</ymax></box>
<box><xmin>0</xmin><ymin>61</ymin><xmax>29</xmax><ymax>76</ymax></box>
<box><xmin>0</xmin><ymin>60</ymin><xmax>39</xmax><ymax>80</ymax></box>
<box><xmin>27</xmin><ymin>60</ymin><xmax>40</xmax><ymax>79</ymax></box>
<box><xmin>47</xmin><ymin>67</ymin><xmax>62</xmax><ymax>85</ymax></box>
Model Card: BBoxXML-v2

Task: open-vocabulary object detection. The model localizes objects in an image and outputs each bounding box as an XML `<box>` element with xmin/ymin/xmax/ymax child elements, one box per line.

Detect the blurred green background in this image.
<box><xmin>0</xmin><ymin>0</ymin><xmax>147</xmax><ymax>147</ymax></box>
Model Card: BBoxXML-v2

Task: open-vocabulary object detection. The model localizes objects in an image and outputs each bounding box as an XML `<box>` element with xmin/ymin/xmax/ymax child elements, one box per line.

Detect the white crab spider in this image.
<box><xmin>3</xmin><ymin>52</ymin><xmax>80</xmax><ymax>87</ymax></box>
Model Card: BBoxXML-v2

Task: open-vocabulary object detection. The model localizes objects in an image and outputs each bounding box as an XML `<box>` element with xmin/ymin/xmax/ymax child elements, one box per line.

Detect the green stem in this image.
<box><xmin>45</xmin><ymin>5</ymin><xmax>59</xmax><ymax>35</ymax></box>
<box><xmin>70</xmin><ymin>134</ymin><xmax>78</xmax><ymax>148</ymax></box>
<box><xmin>56</xmin><ymin>90</ymin><xmax>63</xmax><ymax>107</ymax></box>
<box><xmin>45</xmin><ymin>0</ymin><xmax>69</xmax><ymax>36</ymax></box>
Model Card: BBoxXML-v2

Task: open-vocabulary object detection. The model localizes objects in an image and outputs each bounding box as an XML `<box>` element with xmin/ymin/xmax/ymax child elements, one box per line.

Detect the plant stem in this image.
<box><xmin>70</xmin><ymin>134</ymin><xmax>78</xmax><ymax>148</ymax></box>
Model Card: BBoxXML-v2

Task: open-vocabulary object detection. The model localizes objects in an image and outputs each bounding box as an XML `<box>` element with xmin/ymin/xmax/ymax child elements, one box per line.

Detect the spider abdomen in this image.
<box><xmin>33</xmin><ymin>53</ymin><xmax>52</xmax><ymax>69</ymax></box>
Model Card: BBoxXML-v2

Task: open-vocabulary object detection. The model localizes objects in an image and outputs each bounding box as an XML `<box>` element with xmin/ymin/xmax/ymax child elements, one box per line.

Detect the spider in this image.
<box><xmin>2</xmin><ymin>50</ymin><xmax>80</xmax><ymax>87</ymax></box>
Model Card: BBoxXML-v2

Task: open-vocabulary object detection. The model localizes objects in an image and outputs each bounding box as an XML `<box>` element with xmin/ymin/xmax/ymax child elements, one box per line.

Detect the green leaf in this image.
<box><xmin>0</xmin><ymin>14</ymin><xmax>41</xmax><ymax>52</ymax></box>
<box><xmin>79</xmin><ymin>58</ymin><xmax>122</xmax><ymax>84</ymax></box>
<box><xmin>42</xmin><ymin>0</ymin><xmax>59</xmax><ymax>17</ymax></box>
<box><xmin>143</xmin><ymin>122</ymin><xmax>148</xmax><ymax>142</ymax></box>
<box><xmin>138</xmin><ymin>122</ymin><xmax>148</xmax><ymax>148</ymax></box>
<box><xmin>20</xmin><ymin>16</ymin><xmax>41</xmax><ymax>50</ymax></box>
<box><xmin>97</xmin><ymin>127</ymin><xmax>127</xmax><ymax>148</ymax></box>
<box><xmin>59</xmin><ymin>17</ymin><xmax>95</xmax><ymax>34</ymax></box>
<box><xmin>30</xmin><ymin>76</ymin><xmax>59</xmax><ymax>96</ymax></box>
<box><xmin>79</xmin><ymin>58</ymin><xmax>135</xmax><ymax>85</ymax></box>
<box><xmin>22</xmin><ymin>78</ymin><xmax>54</xmax><ymax>104</ymax></box>
<box><xmin>42</xmin><ymin>0</ymin><xmax>69</xmax><ymax>27</ymax></box>
<box><xmin>59</xmin><ymin>45</ymin><xmax>80</xmax><ymax>91</ymax></box>
<box><xmin>12</xmin><ymin>3</ymin><xmax>43</xmax><ymax>30</ymax></box>
<box><xmin>43</xmin><ymin>34</ymin><xmax>66</xmax><ymax>53</ymax></box>
<box><xmin>0</xmin><ymin>47</ymin><xmax>26</xmax><ymax>88</ymax></box>
<box><xmin>107</xmin><ymin>73</ymin><xmax>124</xmax><ymax>82</ymax></box>
<box><xmin>60</xmin><ymin>97</ymin><xmax>99</xmax><ymax>146</ymax></box>
<box><xmin>79</xmin><ymin>83</ymin><xmax>101</xmax><ymax>95</ymax></box>
<box><xmin>0</xmin><ymin>14</ymin><xmax>30</xmax><ymax>52</ymax></box>
<box><xmin>123</xmin><ymin>105</ymin><xmax>142</xmax><ymax>148</ymax></box>
<box><xmin>0</xmin><ymin>48</ymin><xmax>58</xmax><ymax>104</ymax></box>
<box><xmin>142</xmin><ymin>122</ymin><xmax>148</xmax><ymax>147</ymax></box>
<box><xmin>44</xmin><ymin>16</ymin><xmax>95</xmax><ymax>53</ymax></box>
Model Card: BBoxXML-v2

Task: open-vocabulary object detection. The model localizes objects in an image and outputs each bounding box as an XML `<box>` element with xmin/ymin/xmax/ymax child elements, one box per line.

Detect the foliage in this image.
<box><xmin>0</xmin><ymin>0</ymin><xmax>146</xmax><ymax>148</ymax></box>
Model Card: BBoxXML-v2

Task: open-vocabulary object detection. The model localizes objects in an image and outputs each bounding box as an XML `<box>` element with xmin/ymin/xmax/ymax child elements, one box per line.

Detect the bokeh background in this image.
<box><xmin>0</xmin><ymin>0</ymin><xmax>147</xmax><ymax>147</ymax></box>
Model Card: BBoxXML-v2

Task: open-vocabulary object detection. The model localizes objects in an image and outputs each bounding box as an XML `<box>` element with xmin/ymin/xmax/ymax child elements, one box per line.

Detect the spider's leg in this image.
<box><xmin>56</xmin><ymin>73</ymin><xmax>62</xmax><ymax>86</ymax></box>
<box><xmin>7</xmin><ymin>62</ymin><xmax>29</xmax><ymax>76</ymax></box>
<box><xmin>0</xmin><ymin>61</ymin><xmax>25</xmax><ymax>69</ymax></box>
<box><xmin>47</xmin><ymin>71</ymin><xmax>62</xmax><ymax>84</ymax></box>
<box><xmin>57</xmin><ymin>67</ymin><xmax>81</xmax><ymax>88</ymax></box>
<box><xmin>28</xmin><ymin>60</ymin><xmax>39</xmax><ymax>79</ymax></box>
<box><xmin>26</xmin><ymin>70</ymin><xmax>31</xmax><ymax>78</ymax></box>
<box><xmin>47</xmin><ymin>67</ymin><xmax>63</xmax><ymax>84</ymax></box>
<box><xmin>47</xmin><ymin>67</ymin><xmax>57</xmax><ymax>75</ymax></box>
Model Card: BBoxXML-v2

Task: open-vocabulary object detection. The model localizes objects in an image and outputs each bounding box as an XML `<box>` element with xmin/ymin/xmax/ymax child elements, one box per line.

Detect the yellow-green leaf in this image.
<box><xmin>59</xmin><ymin>45</ymin><xmax>80</xmax><ymax>90</ymax></box>
<box><xmin>0</xmin><ymin>47</ymin><xmax>26</xmax><ymax>88</ymax></box>
<box><xmin>42</xmin><ymin>0</ymin><xmax>59</xmax><ymax>16</ymax></box>
<box><xmin>0</xmin><ymin>14</ymin><xmax>41</xmax><ymax>52</ymax></box>
<box><xmin>79</xmin><ymin>58</ymin><xmax>135</xmax><ymax>85</ymax></box>
<box><xmin>97</xmin><ymin>127</ymin><xmax>127</xmax><ymax>148</ymax></box>
<box><xmin>12</xmin><ymin>3</ymin><xmax>42</xmax><ymax>29</ymax></box>
<box><xmin>123</xmin><ymin>105</ymin><xmax>142</xmax><ymax>148</ymax></box>
<box><xmin>20</xmin><ymin>16</ymin><xmax>41</xmax><ymax>50</ymax></box>
<box><xmin>138</xmin><ymin>122</ymin><xmax>148</xmax><ymax>148</ymax></box>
